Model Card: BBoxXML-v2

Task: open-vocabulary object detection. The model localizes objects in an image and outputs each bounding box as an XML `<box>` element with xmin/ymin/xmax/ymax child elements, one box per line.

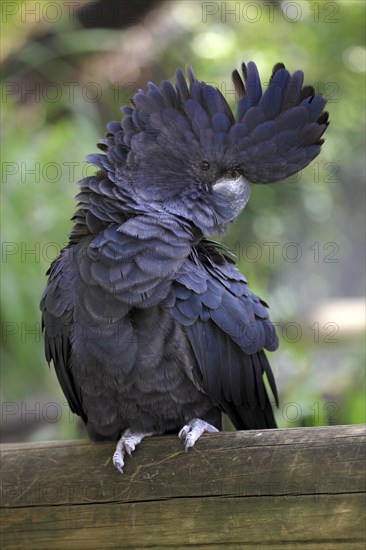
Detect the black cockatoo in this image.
<box><xmin>41</xmin><ymin>61</ymin><xmax>328</xmax><ymax>473</ymax></box>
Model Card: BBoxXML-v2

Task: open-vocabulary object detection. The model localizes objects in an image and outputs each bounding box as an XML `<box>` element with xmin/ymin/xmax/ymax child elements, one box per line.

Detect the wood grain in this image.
<box><xmin>1</xmin><ymin>425</ymin><xmax>365</xmax><ymax>549</ymax></box>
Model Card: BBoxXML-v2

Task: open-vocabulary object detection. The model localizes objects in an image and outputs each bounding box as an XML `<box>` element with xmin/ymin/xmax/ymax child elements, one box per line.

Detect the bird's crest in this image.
<box><xmin>94</xmin><ymin>61</ymin><xmax>329</xmax><ymax>184</ymax></box>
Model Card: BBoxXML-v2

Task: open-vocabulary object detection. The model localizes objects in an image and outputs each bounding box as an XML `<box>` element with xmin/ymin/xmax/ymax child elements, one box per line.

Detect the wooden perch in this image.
<box><xmin>1</xmin><ymin>425</ymin><xmax>365</xmax><ymax>549</ymax></box>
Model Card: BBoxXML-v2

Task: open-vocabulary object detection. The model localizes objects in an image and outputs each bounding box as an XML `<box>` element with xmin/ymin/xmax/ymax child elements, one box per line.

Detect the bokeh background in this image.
<box><xmin>1</xmin><ymin>0</ymin><xmax>365</xmax><ymax>442</ymax></box>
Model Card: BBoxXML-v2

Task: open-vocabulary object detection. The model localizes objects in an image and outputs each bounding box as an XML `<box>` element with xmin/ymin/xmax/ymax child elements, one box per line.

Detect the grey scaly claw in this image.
<box><xmin>178</xmin><ymin>418</ymin><xmax>219</xmax><ymax>452</ymax></box>
<box><xmin>112</xmin><ymin>430</ymin><xmax>153</xmax><ymax>474</ymax></box>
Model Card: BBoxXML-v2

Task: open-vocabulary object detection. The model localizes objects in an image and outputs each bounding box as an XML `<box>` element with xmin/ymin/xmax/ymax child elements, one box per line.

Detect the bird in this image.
<box><xmin>40</xmin><ymin>60</ymin><xmax>329</xmax><ymax>473</ymax></box>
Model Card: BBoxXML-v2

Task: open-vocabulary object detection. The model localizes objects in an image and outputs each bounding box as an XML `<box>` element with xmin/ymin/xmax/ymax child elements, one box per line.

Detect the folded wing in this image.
<box><xmin>168</xmin><ymin>240</ymin><xmax>279</xmax><ymax>429</ymax></box>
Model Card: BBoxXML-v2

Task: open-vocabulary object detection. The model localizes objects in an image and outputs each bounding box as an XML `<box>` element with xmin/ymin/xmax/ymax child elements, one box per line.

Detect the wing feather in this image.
<box><xmin>169</xmin><ymin>241</ymin><xmax>279</xmax><ymax>429</ymax></box>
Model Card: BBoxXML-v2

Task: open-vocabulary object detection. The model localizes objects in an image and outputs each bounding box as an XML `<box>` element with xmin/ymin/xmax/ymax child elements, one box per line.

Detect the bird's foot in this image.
<box><xmin>178</xmin><ymin>418</ymin><xmax>219</xmax><ymax>452</ymax></box>
<box><xmin>113</xmin><ymin>429</ymin><xmax>153</xmax><ymax>474</ymax></box>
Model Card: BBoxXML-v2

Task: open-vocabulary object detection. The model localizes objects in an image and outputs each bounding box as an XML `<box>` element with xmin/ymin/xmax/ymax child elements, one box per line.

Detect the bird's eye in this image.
<box><xmin>229</xmin><ymin>169</ymin><xmax>241</xmax><ymax>179</ymax></box>
<box><xmin>200</xmin><ymin>161</ymin><xmax>210</xmax><ymax>172</ymax></box>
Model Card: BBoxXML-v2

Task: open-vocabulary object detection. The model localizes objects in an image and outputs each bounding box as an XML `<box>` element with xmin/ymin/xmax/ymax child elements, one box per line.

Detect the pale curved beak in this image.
<box><xmin>213</xmin><ymin>174</ymin><xmax>251</xmax><ymax>220</ymax></box>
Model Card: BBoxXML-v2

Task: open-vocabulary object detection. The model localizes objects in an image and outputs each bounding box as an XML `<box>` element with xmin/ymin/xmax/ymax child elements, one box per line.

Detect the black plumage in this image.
<box><xmin>41</xmin><ymin>60</ymin><xmax>328</xmax><ymax>472</ymax></box>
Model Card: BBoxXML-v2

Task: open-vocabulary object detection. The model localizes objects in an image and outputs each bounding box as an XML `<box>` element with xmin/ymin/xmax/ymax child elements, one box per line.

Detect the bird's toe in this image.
<box><xmin>112</xmin><ymin>430</ymin><xmax>155</xmax><ymax>474</ymax></box>
<box><xmin>178</xmin><ymin>418</ymin><xmax>219</xmax><ymax>452</ymax></box>
<box><xmin>112</xmin><ymin>449</ymin><xmax>125</xmax><ymax>474</ymax></box>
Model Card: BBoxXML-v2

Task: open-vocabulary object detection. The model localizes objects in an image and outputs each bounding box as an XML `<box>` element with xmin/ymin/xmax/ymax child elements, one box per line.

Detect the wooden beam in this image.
<box><xmin>1</xmin><ymin>425</ymin><xmax>365</xmax><ymax>549</ymax></box>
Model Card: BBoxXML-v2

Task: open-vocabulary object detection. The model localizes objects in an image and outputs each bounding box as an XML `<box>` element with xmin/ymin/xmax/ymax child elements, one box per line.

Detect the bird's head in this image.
<box><xmin>94</xmin><ymin>62</ymin><xmax>329</xmax><ymax>235</ymax></box>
